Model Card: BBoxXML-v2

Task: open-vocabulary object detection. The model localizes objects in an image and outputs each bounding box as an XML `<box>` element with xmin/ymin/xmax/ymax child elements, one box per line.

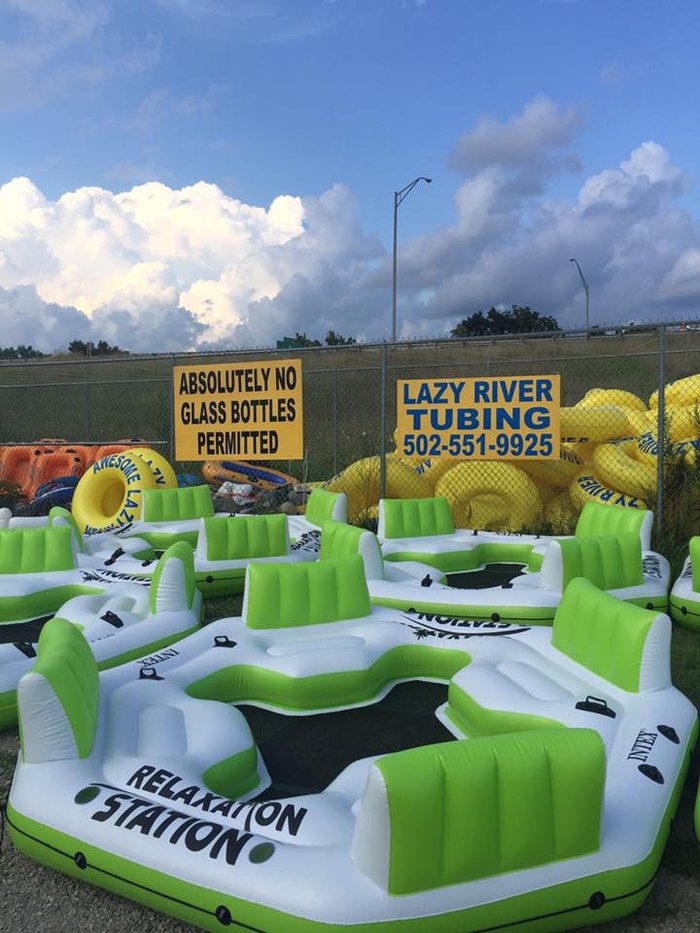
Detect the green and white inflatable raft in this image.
<box><xmin>350</xmin><ymin>498</ymin><xmax>668</xmax><ymax>623</ymax></box>
<box><xmin>7</xmin><ymin>558</ymin><xmax>697</xmax><ymax>932</ymax></box>
<box><xmin>0</xmin><ymin>530</ymin><xmax>202</xmax><ymax>729</ymax></box>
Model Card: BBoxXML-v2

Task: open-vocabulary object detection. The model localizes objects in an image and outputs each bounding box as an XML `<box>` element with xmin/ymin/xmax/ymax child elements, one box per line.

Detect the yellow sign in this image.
<box><xmin>174</xmin><ymin>359</ymin><xmax>303</xmax><ymax>461</ymax></box>
<box><xmin>396</xmin><ymin>375</ymin><xmax>560</xmax><ymax>460</ymax></box>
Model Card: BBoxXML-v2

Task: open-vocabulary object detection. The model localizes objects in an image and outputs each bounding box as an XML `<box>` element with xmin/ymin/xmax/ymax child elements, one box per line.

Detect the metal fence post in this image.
<box><xmin>655</xmin><ymin>324</ymin><xmax>665</xmax><ymax>535</ymax></box>
<box><xmin>84</xmin><ymin>382</ymin><xmax>91</xmax><ymax>441</ymax></box>
<box><xmin>379</xmin><ymin>344</ymin><xmax>388</xmax><ymax>500</ymax></box>
<box><xmin>170</xmin><ymin>353</ymin><xmax>176</xmax><ymax>465</ymax></box>
<box><xmin>333</xmin><ymin>369</ymin><xmax>339</xmax><ymax>477</ymax></box>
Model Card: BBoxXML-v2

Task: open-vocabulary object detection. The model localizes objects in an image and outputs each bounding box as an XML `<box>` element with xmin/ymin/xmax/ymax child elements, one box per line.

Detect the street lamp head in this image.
<box><xmin>424</xmin><ymin>177</ymin><xmax>432</xmax><ymax>183</ymax></box>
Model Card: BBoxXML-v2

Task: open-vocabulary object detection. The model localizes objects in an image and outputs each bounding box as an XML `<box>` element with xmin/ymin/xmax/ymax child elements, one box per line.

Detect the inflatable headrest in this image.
<box><xmin>242</xmin><ymin>556</ymin><xmax>370</xmax><ymax>629</ymax></box>
<box><xmin>304</xmin><ymin>488</ymin><xmax>347</xmax><ymax>527</ymax></box>
<box><xmin>320</xmin><ymin>521</ymin><xmax>384</xmax><ymax>580</ymax></box>
<box><xmin>141</xmin><ymin>485</ymin><xmax>214</xmax><ymax>523</ymax></box>
<box><xmin>378</xmin><ymin>497</ymin><xmax>455</xmax><ymax>540</ymax></box>
<box><xmin>18</xmin><ymin>617</ymin><xmax>99</xmax><ymax>763</ymax></box>
<box><xmin>0</xmin><ymin>525</ymin><xmax>77</xmax><ymax>575</ymax></box>
<box><xmin>352</xmin><ymin>729</ymin><xmax>604</xmax><ymax>894</ymax></box>
<box><xmin>552</xmin><ymin>578</ymin><xmax>670</xmax><ymax>692</ymax></box>
<box><xmin>196</xmin><ymin>514</ymin><xmax>289</xmax><ymax>562</ymax></box>
<box><xmin>575</xmin><ymin>501</ymin><xmax>653</xmax><ymax>551</ymax></box>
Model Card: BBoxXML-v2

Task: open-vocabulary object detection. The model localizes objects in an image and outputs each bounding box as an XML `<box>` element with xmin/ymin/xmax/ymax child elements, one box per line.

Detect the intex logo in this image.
<box><xmin>627</xmin><ymin>729</ymin><xmax>658</xmax><ymax>762</ymax></box>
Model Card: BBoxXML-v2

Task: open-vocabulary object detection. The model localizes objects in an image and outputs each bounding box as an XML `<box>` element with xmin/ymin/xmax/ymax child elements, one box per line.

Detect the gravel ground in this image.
<box><xmin>2</xmin><ymin>729</ymin><xmax>700</xmax><ymax>933</ymax></box>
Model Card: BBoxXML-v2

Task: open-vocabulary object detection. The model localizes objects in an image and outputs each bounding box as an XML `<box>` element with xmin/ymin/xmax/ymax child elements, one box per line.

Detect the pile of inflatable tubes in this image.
<box><xmin>6</xmin><ymin>557</ymin><xmax>696</xmax><ymax>932</ymax></box>
<box><xmin>323</xmin><ymin>375</ymin><xmax>700</xmax><ymax>531</ymax></box>
<box><xmin>0</xmin><ymin>440</ymin><xmax>146</xmax><ymax>501</ymax></box>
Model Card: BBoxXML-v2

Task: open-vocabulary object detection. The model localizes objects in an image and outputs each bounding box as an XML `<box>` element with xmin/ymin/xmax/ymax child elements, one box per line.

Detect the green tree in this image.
<box><xmin>450</xmin><ymin>305</ymin><xmax>560</xmax><ymax>338</ymax></box>
<box><xmin>291</xmin><ymin>332</ymin><xmax>322</xmax><ymax>348</ymax></box>
<box><xmin>68</xmin><ymin>339</ymin><xmax>125</xmax><ymax>356</ymax></box>
<box><xmin>0</xmin><ymin>345</ymin><xmax>46</xmax><ymax>359</ymax></box>
<box><xmin>325</xmin><ymin>330</ymin><xmax>356</xmax><ymax>346</ymax></box>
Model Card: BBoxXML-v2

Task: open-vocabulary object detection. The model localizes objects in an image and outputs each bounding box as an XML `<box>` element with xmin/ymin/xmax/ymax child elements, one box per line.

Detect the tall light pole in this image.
<box><xmin>391</xmin><ymin>176</ymin><xmax>431</xmax><ymax>342</ymax></box>
<box><xmin>569</xmin><ymin>257</ymin><xmax>590</xmax><ymax>333</ymax></box>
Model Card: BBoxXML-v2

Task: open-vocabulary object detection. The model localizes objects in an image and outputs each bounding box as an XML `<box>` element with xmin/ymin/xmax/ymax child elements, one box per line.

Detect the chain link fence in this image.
<box><xmin>1</xmin><ymin>324</ymin><xmax>699</xmax><ymax>549</ymax></box>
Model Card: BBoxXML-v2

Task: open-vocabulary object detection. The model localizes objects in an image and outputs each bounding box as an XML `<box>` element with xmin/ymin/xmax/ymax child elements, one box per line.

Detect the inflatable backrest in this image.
<box><xmin>378</xmin><ymin>497</ymin><xmax>455</xmax><ymax>540</ymax></box>
<box><xmin>320</xmin><ymin>520</ymin><xmax>385</xmax><ymax>580</ymax></box>
<box><xmin>575</xmin><ymin>501</ymin><xmax>653</xmax><ymax>551</ymax></box>
<box><xmin>197</xmin><ymin>514</ymin><xmax>289</xmax><ymax>561</ymax></box>
<box><xmin>541</xmin><ymin>533</ymin><xmax>643</xmax><ymax>592</ymax></box>
<box><xmin>352</xmin><ymin>729</ymin><xmax>604</xmax><ymax>895</ymax></box>
<box><xmin>0</xmin><ymin>525</ymin><xmax>76</xmax><ymax>574</ymax></box>
<box><xmin>243</xmin><ymin>555</ymin><xmax>371</xmax><ymax>629</ymax></box>
<box><xmin>141</xmin><ymin>484</ymin><xmax>214</xmax><ymax>523</ymax></box>
<box><xmin>690</xmin><ymin>537</ymin><xmax>700</xmax><ymax>592</ymax></box>
<box><xmin>48</xmin><ymin>505</ymin><xmax>85</xmax><ymax>553</ymax></box>
<box><xmin>304</xmin><ymin>488</ymin><xmax>348</xmax><ymax>526</ymax></box>
<box><xmin>552</xmin><ymin>578</ymin><xmax>670</xmax><ymax>692</ymax></box>
<box><xmin>149</xmin><ymin>541</ymin><xmax>197</xmax><ymax>614</ymax></box>
<box><xmin>18</xmin><ymin>617</ymin><xmax>99</xmax><ymax>763</ymax></box>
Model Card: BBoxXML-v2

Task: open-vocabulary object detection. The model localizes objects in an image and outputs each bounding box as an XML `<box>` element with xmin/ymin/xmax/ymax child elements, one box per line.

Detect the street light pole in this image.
<box><xmin>569</xmin><ymin>257</ymin><xmax>590</xmax><ymax>333</ymax></box>
<box><xmin>391</xmin><ymin>176</ymin><xmax>431</xmax><ymax>342</ymax></box>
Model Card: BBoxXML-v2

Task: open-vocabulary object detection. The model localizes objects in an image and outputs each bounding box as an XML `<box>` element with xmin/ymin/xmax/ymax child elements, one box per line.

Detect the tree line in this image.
<box><xmin>0</xmin><ymin>307</ymin><xmax>560</xmax><ymax>361</ymax></box>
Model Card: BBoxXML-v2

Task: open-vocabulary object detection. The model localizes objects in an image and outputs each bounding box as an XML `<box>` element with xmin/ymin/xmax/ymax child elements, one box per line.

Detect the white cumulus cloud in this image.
<box><xmin>0</xmin><ymin>176</ymin><xmax>382</xmax><ymax>352</ymax></box>
<box><xmin>1</xmin><ymin>96</ymin><xmax>700</xmax><ymax>352</ymax></box>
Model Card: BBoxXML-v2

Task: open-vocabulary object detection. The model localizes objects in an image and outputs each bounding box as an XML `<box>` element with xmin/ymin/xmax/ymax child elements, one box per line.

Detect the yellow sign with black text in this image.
<box><xmin>396</xmin><ymin>375</ymin><xmax>560</xmax><ymax>460</ymax></box>
<box><xmin>174</xmin><ymin>359</ymin><xmax>303</xmax><ymax>461</ymax></box>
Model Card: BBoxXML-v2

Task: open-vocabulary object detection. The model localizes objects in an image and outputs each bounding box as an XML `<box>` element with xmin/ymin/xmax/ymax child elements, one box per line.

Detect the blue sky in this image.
<box><xmin>0</xmin><ymin>0</ymin><xmax>699</xmax><ymax>351</ymax></box>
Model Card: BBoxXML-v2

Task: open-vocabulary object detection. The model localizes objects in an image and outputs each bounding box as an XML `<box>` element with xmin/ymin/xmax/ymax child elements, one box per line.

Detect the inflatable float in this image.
<box><xmin>669</xmin><ymin>537</ymin><xmax>700</xmax><ymax>628</ymax></box>
<box><xmin>0</xmin><ymin>539</ymin><xmax>201</xmax><ymax>728</ymax></box>
<box><xmin>322</xmin><ymin>517</ymin><xmax>669</xmax><ymax>624</ymax></box>
<box><xmin>0</xmin><ymin>442</ymin><xmax>148</xmax><ymax>501</ymax></box>
<box><xmin>82</xmin><ymin>513</ymin><xmax>319</xmax><ymax>597</ymax></box>
<box><xmin>71</xmin><ymin>447</ymin><xmax>177</xmax><ymax>534</ymax></box>
<box><xmin>378</xmin><ymin>497</ymin><xmax>655</xmax><ymax>568</ymax></box>
<box><xmin>0</xmin><ymin>523</ymin><xmax>158</xmax><ymax>628</ymax></box>
<box><xmin>286</xmin><ymin>487</ymin><xmax>348</xmax><ymax>558</ymax></box>
<box><xmin>71</xmin><ymin>485</ymin><xmax>346</xmax><ymax>558</ymax></box>
<box><xmin>0</xmin><ymin>506</ymin><xmax>156</xmax><ymax>564</ymax></box>
<box><xmin>202</xmin><ymin>460</ymin><xmax>299</xmax><ymax>490</ymax></box>
<box><xmin>7</xmin><ymin>561</ymin><xmax>697</xmax><ymax>932</ymax></box>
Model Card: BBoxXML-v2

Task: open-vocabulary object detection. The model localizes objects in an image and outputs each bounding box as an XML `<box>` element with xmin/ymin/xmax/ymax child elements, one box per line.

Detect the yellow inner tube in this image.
<box><xmin>71</xmin><ymin>452</ymin><xmax>160</xmax><ymax>533</ymax></box>
<box><xmin>326</xmin><ymin>456</ymin><xmax>433</xmax><ymax>522</ymax></box>
<box><xmin>569</xmin><ymin>472</ymin><xmax>648</xmax><ymax>512</ymax></box>
<box><xmin>127</xmin><ymin>447</ymin><xmax>178</xmax><ymax>488</ymax></box>
<box><xmin>649</xmin><ymin>375</ymin><xmax>700</xmax><ymax>409</ymax></box>
<box><xmin>577</xmin><ymin>388</ymin><xmax>647</xmax><ymax>412</ymax></box>
<box><xmin>560</xmin><ymin>405</ymin><xmax>632</xmax><ymax>442</ymax></box>
<box><xmin>519</xmin><ymin>443</ymin><xmax>584</xmax><ymax>489</ymax></box>
<box><xmin>592</xmin><ymin>441</ymin><xmax>656</xmax><ymax>500</ymax></box>
<box><xmin>435</xmin><ymin>462</ymin><xmax>542</xmax><ymax>531</ymax></box>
